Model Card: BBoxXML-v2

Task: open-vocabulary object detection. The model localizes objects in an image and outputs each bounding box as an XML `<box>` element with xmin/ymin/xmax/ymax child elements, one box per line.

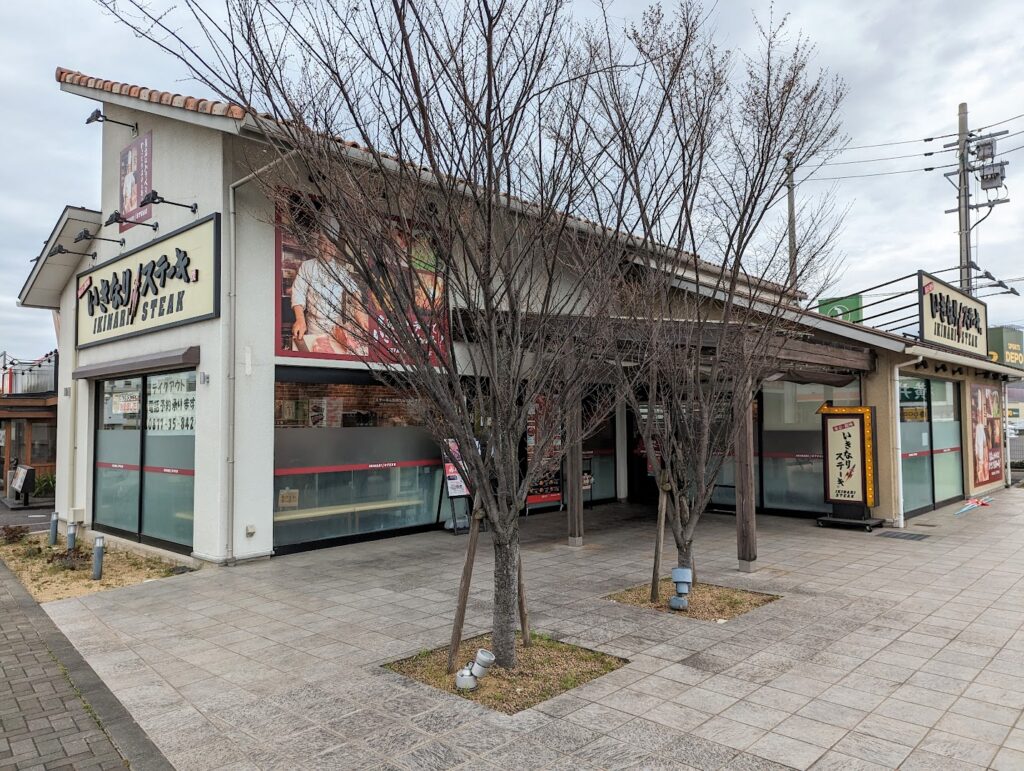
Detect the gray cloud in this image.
<box><xmin>3</xmin><ymin>0</ymin><xmax>1022</xmax><ymax>362</ymax></box>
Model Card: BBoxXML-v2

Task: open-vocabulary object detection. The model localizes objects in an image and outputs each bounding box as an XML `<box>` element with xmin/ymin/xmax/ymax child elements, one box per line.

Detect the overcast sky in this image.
<box><xmin>3</xmin><ymin>0</ymin><xmax>1023</xmax><ymax>357</ymax></box>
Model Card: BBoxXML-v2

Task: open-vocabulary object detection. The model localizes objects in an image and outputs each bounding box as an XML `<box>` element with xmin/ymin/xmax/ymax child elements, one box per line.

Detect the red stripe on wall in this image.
<box><xmin>902</xmin><ymin>447</ymin><xmax>962</xmax><ymax>459</ymax></box>
<box><xmin>95</xmin><ymin>461</ymin><xmax>140</xmax><ymax>471</ymax></box>
<box><xmin>274</xmin><ymin>458</ymin><xmax>443</xmax><ymax>476</ymax></box>
<box><xmin>96</xmin><ymin>461</ymin><xmax>195</xmax><ymax>476</ymax></box>
<box><xmin>142</xmin><ymin>466</ymin><xmax>195</xmax><ymax>476</ymax></box>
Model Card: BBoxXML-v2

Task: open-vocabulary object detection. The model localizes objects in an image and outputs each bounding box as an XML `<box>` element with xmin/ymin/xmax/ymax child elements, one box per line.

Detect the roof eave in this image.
<box><xmin>60</xmin><ymin>82</ymin><xmax>246</xmax><ymax>135</ymax></box>
<box><xmin>20</xmin><ymin>206</ymin><xmax>102</xmax><ymax>310</ymax></box>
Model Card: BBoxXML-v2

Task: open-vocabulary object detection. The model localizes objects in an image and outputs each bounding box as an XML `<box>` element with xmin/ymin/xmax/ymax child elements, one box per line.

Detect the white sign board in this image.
<box><xmin>824</xmin><ymin>416</ymin><xmax>865</xmax><ymax>504</ymax></box>
<box><xmin>443</xmin><ymin>439</ymin><xmax>470</xmax><ymax>498</ymax></box>
<box><xmin>919</xmin><ymin>271</ymin><xmax>988</xmax><ymax>357</ymax></box>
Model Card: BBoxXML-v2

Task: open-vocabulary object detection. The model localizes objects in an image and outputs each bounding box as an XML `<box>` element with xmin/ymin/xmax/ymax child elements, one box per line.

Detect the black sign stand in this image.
<box><xmin>816</xmin><ymin>407</ymin><xmax>884</xmax><ymax>533</ymax></box>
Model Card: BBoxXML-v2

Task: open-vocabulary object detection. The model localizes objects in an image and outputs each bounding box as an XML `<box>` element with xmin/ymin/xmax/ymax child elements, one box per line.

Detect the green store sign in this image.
<box><xmin>819</xmin><ymin>295</ymin><xmax>863</xmax><ymax>323</ymax></box>
<box><xmin>989</xmin><ymin>326</ymin><xmax>1024</xmax><ymax>369</ymax></box>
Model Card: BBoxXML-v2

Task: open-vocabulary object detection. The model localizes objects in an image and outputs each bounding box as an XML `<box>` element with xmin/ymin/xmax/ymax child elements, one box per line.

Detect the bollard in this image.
<box><xmin>91</xmin><ymin>535</ymin><xmax>105</xmax><ymax>581</ymax></box>
<box><xmin>67</xmin><ymin>522</ymin><xmax>77</xmax><ymax>551</ymax></box>
<box><xmin>48</xmin><ymin>512</ymin><xmax>58</xmax><ymax>547</ymax></box>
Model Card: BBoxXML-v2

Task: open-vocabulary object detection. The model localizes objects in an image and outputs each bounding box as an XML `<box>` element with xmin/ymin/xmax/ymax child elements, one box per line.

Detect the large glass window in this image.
<box><xmin>761</xmin><ymin>380</ymin><xmax>861</xmax><ymax>512</ymax></box>
<box><xmin>30</xmin><ymin>421</ymin><xmax>57</xmax><ymax>465</ymax></box>
<box><xmin>94</xmin><ymin>373</ymin><xmax>196</xmax><ymax>549</ymax></box>
<box><xmin>899</xmin><ymin>376</ymin><xmax>963</xmax><ymax>515</ymax></box>
<box><xmin>273</xmin><ymin>380</ymin><xmax>442</xmax><ymax>548</ymax></box>
<box><xmin>583</xmin><ymin>412</ymin><xmax>616</xmax><ymax>502</ymax></box>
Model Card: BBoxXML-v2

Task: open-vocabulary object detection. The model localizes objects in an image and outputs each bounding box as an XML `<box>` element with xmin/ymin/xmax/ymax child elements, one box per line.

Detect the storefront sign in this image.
<box><xmin>443</xmin><ymin>439</ymin><xmax>470</xmax><ymax>498</ymax></box>
<box><xmin>988</xmin><ymin>326</ymin><xmax>1024</xmax><ymax>369</ymax></box>
<box><xmin>818</xmin><ymin>404</ymin><xmax>878</xmax><ymax>508</ymax></box>
<box><xmin>970</xmin><ymin>383</ymin><xmax>1004</xmax><ymax>487</ymax></box>
<box><xmin>119</xmin><ymin>132</ymin><xmax>153</xmax><ymax>231</ymax></box>
<box><xmin>819</xmin><ymin>295</ymin><xmax>863</xmax><ymax>323</ymax></box>
<box><xmin>918</xmin><ymin>271</ymin><xmax>988</xmax><ymax>357</ymax></box>
<box><xmin>76</xmin><ymin>215</ymin><xmax>220</xmax><ymax>349</ymax></box>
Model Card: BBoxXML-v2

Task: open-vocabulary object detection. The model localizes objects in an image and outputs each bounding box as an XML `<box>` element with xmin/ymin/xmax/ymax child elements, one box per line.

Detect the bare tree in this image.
<box><xmin>577</xmin><ymin>3</ymin><xmax>846</xmax><ymax>584</ymax></box>
<box><xmin>98</xmin><ymin>0</ymin><xmax>627</xmax><ymax>668</ymax></box>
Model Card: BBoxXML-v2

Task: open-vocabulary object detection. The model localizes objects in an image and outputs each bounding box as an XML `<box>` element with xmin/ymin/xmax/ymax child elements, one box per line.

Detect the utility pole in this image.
<box><xmin>785</xmin><ymin>152</ymin><xmax>797</xmax><ymax>293</ymax></box>
<box><xmin>957</xmin><ymin>103</ymin><xmax>972</xmax><ymax>293</ymax></box>
<box><xmin>944</xmin><ymin>103</ymin><xmax>1010</xmax><ymax>296</ymax></box>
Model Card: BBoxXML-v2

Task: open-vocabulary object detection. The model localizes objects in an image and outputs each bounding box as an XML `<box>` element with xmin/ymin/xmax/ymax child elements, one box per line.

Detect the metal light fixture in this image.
<box><xmin>74</xmin><ymin>228</ymin><xmax>124</xmax><ymax>247</ymax></box>
<box><xmin>85</xmin><ymin>109</ymin><xmax>138</xmax><ymax>135</ymax></box>
<box><xmin>139</xmin><ymin>189</ymin><xmax>198</xmax><ymax>214</ymax></box>
<box><xmin>48</xmin><ymin>244</ymin><xmax>96</xmax><ymax>260</ymax></box>
<box><xmin>454</xmin><ymin>649</ymin><xmax>496</xmax><ymax>691</ymax></box>
<box><xmin>104</xmin><ymin>210</ymin><xmax>158</xmax><ymax>231</ymax></box>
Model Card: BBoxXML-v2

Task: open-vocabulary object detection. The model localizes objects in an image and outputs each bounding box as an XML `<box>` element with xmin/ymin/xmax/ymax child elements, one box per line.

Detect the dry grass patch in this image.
<box><xmin>386</xmin><ymin>631</ymin><xmax>625</xmax><ymax>714</ymax></box>
<box><xmin>609</xmin><ymin>579</ymin><xmax>778</xmax><ymax>621</ymax></box>
<box><xmin>0</xmin><ymin>534</ymin><xmax>183</xmax><ymax>603</ymax></box>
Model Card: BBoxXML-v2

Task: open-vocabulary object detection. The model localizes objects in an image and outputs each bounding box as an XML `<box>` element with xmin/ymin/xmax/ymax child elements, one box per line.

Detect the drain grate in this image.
<box><xmin>878</xmin><ymin>531</ymin><xmax>931</xmax><ymax>541</ymax></box>
<box><xmin>913</xmin><ymin>523</ymin><xmax>938</xmax><ymax>528</ymax></box>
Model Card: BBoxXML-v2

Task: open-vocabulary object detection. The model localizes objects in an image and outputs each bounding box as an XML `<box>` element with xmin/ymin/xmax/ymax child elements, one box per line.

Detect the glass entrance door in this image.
<box><xmin>94</xmin><ymin>379</ymin><xmax>142</xmax><ymax>533</ymax></box>
<box><xmin>93</xmin><ymin>372</ymin><xmax>195</xmax><ymax>551</ymax></box>
<box><xmin>899</xmin><ymin>375</ymin><xmax>964</xmax><ymax>516</ymax></box>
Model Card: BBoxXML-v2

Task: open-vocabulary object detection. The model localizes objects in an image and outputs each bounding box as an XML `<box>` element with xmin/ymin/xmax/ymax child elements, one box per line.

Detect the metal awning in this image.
<box><xmin>72</xmin><ymin>347</ymin><xmax>200</xmax><ymax>380</ymax></box>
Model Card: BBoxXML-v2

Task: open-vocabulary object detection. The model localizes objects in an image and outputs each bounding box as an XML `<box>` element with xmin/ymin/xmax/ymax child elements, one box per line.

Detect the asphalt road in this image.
<box><xmin>1</xmin><ymin>506</ymin><xmax>53</xmax><ymax>532</ymax></box>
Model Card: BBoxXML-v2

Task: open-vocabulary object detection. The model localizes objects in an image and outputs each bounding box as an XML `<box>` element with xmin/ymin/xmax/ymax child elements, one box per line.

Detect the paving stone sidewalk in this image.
<box><xmin>43</xmin><ymin>489</ymin><xmax>1024</xmax><ymax>770</ymax></box>
<box><xmin>0</xmin><ymin>559</ymin><xmax>171</xmax><ymax>770</ymax></box>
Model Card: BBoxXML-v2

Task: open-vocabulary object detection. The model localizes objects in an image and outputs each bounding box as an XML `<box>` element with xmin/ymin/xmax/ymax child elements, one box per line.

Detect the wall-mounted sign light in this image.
<box><xmin>85</xmin><ymin>109</ymin><xmax>137</xmax><ymax>136</ymax></box>
<box><xmin>48</xmin><ymin>244</ymin><xmax>96</xmax><ymax>260</ymax></box>
<box><xmin>139</xmin><ymin>189</ymin><xmax>198</xmax><ymax>214</ymax></box>
<box><xmin>104</xmin><ymin>210</ymin><xmax>158</xmax><ymax>231</ymax></box>
<box><xmin>74</xmin><ymin>228</ymin><xmax>124</xmax><ymax>248</ymax></box>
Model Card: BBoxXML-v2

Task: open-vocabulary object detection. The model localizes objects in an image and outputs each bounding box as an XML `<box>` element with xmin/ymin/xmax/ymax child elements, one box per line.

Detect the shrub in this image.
<box><xmin>1</xmin><ymin>525</ymin><xmax>30</xmax><ymax>544</ymax></box>
<box><xmin>33</xmin><ymin>473</ymin><xmax>56</xmax><ymax>497</ymax></box>
<box><xmin>47</xmin><ymin>547</ymin><xmax>90</xmax><ymax>571</ymax></box>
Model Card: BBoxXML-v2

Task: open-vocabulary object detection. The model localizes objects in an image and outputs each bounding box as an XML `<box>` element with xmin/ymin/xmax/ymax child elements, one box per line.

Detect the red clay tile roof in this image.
<box><xmin>55</xmin><ymin>67</ymin><xmax>247</xmax><ymax>120</ymax></box>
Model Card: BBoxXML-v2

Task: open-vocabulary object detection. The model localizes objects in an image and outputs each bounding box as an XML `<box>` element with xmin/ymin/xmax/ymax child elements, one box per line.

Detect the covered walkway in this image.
<box><xmin>43</xmin><ymin>491</ymin><xmax>1024</xmax><ymax>770</ymax></box>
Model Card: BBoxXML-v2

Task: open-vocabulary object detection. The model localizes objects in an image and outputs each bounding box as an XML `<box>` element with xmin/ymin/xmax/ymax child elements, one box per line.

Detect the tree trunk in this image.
<box><xmin>650</xmin><ymin>475</ymin><xmax>668</xmax><ymax>601</ymax></box>
<box><xmin>678</xmin><ymin>538</ymin><xmax>696</xmax><ymax>584</ymax></box>
<box><xmin>492</xmin><ymin>533</ymin><xmax>521</xmax><ymax>668</ymax></box>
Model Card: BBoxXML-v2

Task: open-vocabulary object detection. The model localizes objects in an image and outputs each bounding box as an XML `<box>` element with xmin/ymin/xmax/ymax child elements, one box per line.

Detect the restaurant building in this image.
<box><xmin>18</xmin><ymin>68</ymin><xmax>1020</xmax><ymax>564</ymax></box>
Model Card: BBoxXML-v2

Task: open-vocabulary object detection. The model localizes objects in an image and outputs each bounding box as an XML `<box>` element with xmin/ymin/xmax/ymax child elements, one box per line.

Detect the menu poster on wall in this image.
<box><xmin>146</xmin><ymin>373</ymin><xmax>196</xmax><ymax>433</ymax></box>
<box><xmin>443</xmin><ymin>439</ymin><xmax>470</xmax><ymax>498</ymax></box>
<box><xmin>276</xmin><ymin>205</ymin><xmax>448</xmax><ymax>365</ymax></box>
<box><xmin>111</xmin><ymin>391</ymin><xmax>140</xmax><ymax>415</ymax></box>
<box><xmin>526</xmin><ymin>396</ymin><xmax>562</xmax><ymax>505</ymax></box>
<box><xmin>971</xmin><ymin>383</ymin><xmax>1004</xmax><ymax>487</ymax></box>
<box><xmin>119</xmin><ymin>131</ymin><xmax>153</xmax><ymax>231</ymax></box>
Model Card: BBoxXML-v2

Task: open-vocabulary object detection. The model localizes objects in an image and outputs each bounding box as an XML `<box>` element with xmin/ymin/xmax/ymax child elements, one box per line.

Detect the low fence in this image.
<box><xmin>1010</xmin><ymin>435</ymin><xmax>1024</xmax><ymax>468</ymax></box>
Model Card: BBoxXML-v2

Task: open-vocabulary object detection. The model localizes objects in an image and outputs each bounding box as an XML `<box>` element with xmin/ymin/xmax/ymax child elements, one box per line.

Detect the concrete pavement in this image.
<box><xmin>40</xmin><ymin>489</ymin><xmax>1024</xmax><ymax>769</ymax></box>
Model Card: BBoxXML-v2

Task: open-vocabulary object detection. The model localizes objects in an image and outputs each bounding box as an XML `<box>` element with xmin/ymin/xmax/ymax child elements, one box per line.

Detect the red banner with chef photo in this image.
<box><xmin>275</xmin><ymin>204</ymin><xmax>448</xmax><ymax>366</ymax></box>
<box><xmin>119</xmin><ymin>131</ymin><xmax>153</xmax><ymax>231</ymax></box>
<box><xmin>970</xmin><ymin>383</ymin><xmax>1004</xmax><ymax>487</ymax></box>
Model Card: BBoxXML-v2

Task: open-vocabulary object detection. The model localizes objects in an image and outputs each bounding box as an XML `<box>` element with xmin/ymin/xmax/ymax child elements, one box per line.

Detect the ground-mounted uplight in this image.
<box><xmin>454</xmin><ymin>648</ymin><xmax>495</xmax><ymax>691</ymax></box>
<box><xmin>669</xmin><ymin>567</ymin><xmax>693</xmax><ymax>611</ymax></box>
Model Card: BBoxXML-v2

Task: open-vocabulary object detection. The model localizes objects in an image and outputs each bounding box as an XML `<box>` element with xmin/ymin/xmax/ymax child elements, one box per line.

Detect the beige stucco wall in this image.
<box><xmin>864</xmin><ymin>348</ymin><xmax>1009</xmax><ymax>525</ymax></box>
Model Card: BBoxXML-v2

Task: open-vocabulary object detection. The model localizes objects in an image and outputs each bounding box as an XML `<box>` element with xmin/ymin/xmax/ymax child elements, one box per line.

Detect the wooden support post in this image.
<box><xmin>517</xmin><ymin>552</ymin><xmax>532</xmax><ymax>646</ymax></box>
<box><xmin>735</xmin><ymin>383</ymin><xmax>757</xmax><ymax>572</ymax></box>
<box><xmin>650</xmin><ymin>471</ymin><xmax>668</xmax><ymax>601</ymax></box>
<box><xmin>447</xmin><ymin>499</ymin><xmax>483</xmax><ymax>674</ymax></box>
<box><xmin>566</xmin><ymin>397</ymin><xmax>584</xmax><ymax>547</ymax></box>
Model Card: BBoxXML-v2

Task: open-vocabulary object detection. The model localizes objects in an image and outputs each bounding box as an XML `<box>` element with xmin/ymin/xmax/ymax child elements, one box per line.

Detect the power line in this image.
<box><xmin>798</xmin><ymin>161</ymin><xmax>957</xmax><ymax>184</ymax></box>
<box><xmin>820</xmin><ymin>147</ymin><xmax>955</xmax><ymax>166</ymax></box>
<box><xmin>810</xmin><ymin>111</ymin><xmax>1024</xmax><ymax>158</ymax></box>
